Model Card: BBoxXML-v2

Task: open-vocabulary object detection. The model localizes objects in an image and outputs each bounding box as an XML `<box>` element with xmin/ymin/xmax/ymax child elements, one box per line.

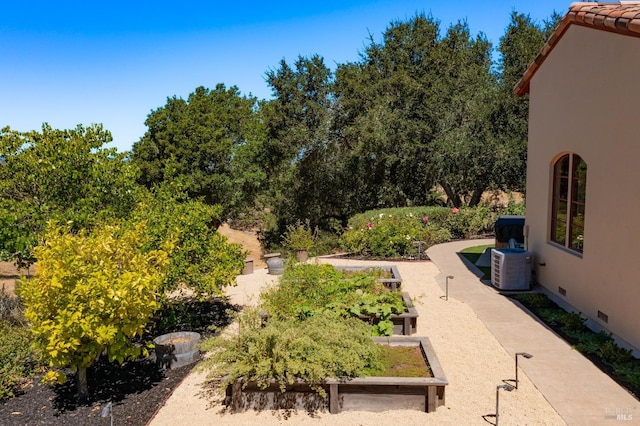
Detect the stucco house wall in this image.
<box><xmin>525</xmin><ymin>23</ymin><xmax>640</xmax><ymax>351</ymax></box>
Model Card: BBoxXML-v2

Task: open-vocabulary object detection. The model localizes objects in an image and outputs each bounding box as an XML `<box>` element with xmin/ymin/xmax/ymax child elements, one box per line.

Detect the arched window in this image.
<box><xmin>550</xmin><ymin>153</ymin><xmax>587</xmax><ymax>252</ymax></box>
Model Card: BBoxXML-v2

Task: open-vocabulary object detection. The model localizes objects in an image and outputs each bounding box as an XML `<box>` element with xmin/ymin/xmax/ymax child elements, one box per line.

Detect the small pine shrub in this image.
<box><xmin>198</xmin><ymin>309</ymin><xmax>382</xmax><ymax>397</ymax></box>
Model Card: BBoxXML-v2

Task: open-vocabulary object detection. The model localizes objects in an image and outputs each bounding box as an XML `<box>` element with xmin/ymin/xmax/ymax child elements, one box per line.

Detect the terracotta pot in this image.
<box><xmin>295</xmin><ymin>249</ymin><xmax>308</xmax><ymax>262</ymax></box>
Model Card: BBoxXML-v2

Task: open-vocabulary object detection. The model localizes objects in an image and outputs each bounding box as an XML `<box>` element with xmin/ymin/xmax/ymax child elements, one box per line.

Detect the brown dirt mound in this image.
<box><xmin>217</xmin><ymin>223</ymin><xmax>266</xmax><ymax>268</ymax></box>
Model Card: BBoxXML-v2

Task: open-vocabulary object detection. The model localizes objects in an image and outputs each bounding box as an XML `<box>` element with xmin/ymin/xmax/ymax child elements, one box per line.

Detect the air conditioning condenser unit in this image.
<box><xmin>491</xmin><ymin>248</ymin><xmax>532</xmax><ymax>290</ymax></box>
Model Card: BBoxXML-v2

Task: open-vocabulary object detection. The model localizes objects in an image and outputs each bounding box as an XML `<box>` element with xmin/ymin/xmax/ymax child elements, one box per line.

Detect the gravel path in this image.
<box><xmin>149</xmin><ymin>258</ymin><xmax>566</xmax><ymax>426</ymax></box>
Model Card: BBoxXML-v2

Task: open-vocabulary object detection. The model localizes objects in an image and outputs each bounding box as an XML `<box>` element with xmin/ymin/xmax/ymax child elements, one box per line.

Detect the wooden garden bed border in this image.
<box><xmin>226</xmin><ymin>336</ymin><xmax>447</xmax><ymax>413</ymax></box>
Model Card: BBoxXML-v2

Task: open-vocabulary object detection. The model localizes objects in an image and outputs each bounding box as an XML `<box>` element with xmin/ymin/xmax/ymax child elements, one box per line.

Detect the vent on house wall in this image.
<box><xmin>597</xmin><ymin>310</ymin><xmax>609</xmax><ymax>323</ymax></box>
<box><xmin>558</xmin><ymin>286</ymin><xmax>566</xmax><ymax>296</ymax></box>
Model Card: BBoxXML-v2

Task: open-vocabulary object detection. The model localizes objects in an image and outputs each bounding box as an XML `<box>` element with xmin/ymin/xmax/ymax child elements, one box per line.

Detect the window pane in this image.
<box><xmin>555</xmin><ymin>155</ymin><xmax>570</xmax><ymax>177</ymax></box>
<box><xmin>572</xmin><ymin>155</ymin><xmax>587</xmax><ymax>204</ymax></box>
<box><xmin>552</xmin><ymin>200</ymin><xmax>567</xmax><ymax>245</ymax></box>
<box><xmin>572</xmin><ymin>178</ymin><xmax>586</xmax><ymax>204</ymax></box>
<box><xmin>570</xmin><ymin>202</ymin><xmax>585</xmax><ymax>251</ymax></box>
<box><xmin>573</xmin><ymin>155</ymin><xmax>587</xmax><ymax>181</ymax></box>
<box><xmin>551</xmin><ymin>153</ymin><xmax>585</xmax><ymax>252</ymax></box>
<box><xmin>558</xmin><ymin>177</ymin><xmax>569</xmax><ymax>201</ymax></box>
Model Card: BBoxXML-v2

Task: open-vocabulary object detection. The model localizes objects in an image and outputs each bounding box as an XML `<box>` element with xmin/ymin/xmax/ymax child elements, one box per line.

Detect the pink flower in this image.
<box><xmin>422</xmin><ymin>216</ymin><xmax>429</xmax><ymax>223</ymax></box>
<box><xmin>366</xmin><ymin>222</ymin><xmax>373</xmax><ymax>229</ymax></box>
<box><xmin>451</xmin><ymin>207</ymin><xmax>459</xmax><ymax>214</ymax></box>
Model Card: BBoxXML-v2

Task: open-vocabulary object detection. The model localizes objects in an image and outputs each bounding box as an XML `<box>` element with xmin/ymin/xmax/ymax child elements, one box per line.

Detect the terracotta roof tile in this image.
<box><xmin>514</xmin><ymin>2</ymin><xmax>640</xmax><ymax>96</ymax></box>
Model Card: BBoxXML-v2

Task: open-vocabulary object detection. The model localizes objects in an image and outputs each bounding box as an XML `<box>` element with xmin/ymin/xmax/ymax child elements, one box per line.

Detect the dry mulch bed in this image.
<box><xmin>0</xmin><ymin>357</ymin><xmax>195</xmax><ymax>426</ymax></box>
<box><xmin>1</xmin><ymin>298</ymin><xmax>238</xmax><ymax>425</ymax></box>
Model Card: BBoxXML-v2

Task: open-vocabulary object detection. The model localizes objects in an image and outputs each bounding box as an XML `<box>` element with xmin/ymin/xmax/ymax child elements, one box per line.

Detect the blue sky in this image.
<box><xmin>1</xmin><ymin>1</ymin><xmax>570</xmax><ymax>152</ymax></box>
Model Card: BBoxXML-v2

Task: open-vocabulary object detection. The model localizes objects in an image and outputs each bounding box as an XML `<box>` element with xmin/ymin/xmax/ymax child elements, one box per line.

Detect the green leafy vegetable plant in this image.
<box><xmin>260</xmin><ymin>263</ymin><xmax>404</xmax><ymax>336</ymax></box>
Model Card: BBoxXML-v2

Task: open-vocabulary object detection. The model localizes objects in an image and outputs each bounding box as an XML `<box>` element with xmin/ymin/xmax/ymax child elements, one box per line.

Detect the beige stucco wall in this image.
<box><xmin>526</xmin><ymin>24</ymin><xmax>640</xmax><ymax>351</ymax></box>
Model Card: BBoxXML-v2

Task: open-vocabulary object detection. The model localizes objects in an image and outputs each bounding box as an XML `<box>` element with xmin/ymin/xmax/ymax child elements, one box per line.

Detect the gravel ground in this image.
<box><xmin>149</xmin><ymin>259</ymin><xmax>566</xmax><ymax>426</ymax></box>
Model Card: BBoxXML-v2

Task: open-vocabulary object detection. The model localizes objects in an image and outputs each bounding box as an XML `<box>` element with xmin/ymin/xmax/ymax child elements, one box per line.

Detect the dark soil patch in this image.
<box><xmin>0</xmin><ymin>357</ymin><xmax>194</xmax><ymax>425</ymax></box>
<box><xmin>0</xmin><ymin>297</ymin><xmax>240</xmax><ymax>425</ymax></box>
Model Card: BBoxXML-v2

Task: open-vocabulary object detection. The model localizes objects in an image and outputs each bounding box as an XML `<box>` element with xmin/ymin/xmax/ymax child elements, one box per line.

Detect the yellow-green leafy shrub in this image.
<box><xmin>18</xmin><ymin>221</ymin><xmax>168</xmax><ymax>401</ymax></box>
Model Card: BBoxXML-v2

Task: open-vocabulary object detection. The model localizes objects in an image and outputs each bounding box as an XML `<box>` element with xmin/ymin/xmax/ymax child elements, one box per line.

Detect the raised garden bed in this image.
<box><xmin>329</xmin><ymin>265</ymin><xmax>415</xmax><ymax>335</ymax></box>
<box><xmin>260</xmin><ymin>291</ymin><xmax>418</xmax><ymax>336</ymax></box>
<box><xmin>261</xmin><ymin>263</ymin><xmax>415</xmax><ymax>336</ymax></box>
<box><xmin>334</xmin><ymin>265</ymin><xmax>403</xmax><ymax>290</ymax></box>
<box><xmin>225</xmin><ymin>336</ymin><xmax>447</xmax><ymax>413</ymax></box>
<box><xmin>358</xmin><ymin>292</ymin><xmax>417</xmax><ymax>336</ymax></box>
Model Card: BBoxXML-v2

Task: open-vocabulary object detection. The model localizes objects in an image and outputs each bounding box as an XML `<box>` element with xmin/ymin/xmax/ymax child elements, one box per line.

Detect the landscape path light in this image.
<box><xmin>495</xmin><ymin>383</ymin><xmax>515</xmax><ymax>426</ymax></box>
<box><xmin>515</xmin><ymin>352</ymin><xmax>533</xmax><ymax>389</ymax></box>
<box><xmin>101</xmin><ymin>401</ymin><xmax>113</xmax><ymax>426</ymax></box>
<box><xmin>442</xmin><ymin>275</ymin><xmax>454</xmax><ymax>301</ymax></box>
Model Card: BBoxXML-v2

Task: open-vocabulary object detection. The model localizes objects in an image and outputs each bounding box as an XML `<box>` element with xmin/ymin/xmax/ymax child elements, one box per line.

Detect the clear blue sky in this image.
<box><xmin>1</xmin><ymin>1</ymin><xmax>570</xmax><ymax>152</ymax></box>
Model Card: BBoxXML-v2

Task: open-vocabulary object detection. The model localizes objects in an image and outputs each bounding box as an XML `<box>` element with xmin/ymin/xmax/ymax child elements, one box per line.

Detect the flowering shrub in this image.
<box><xmin>340</xmin><ymin>204</ymin><xmax>521</xmax><ymax>258</ymax></box>
<box><xmin>342</xmin><ymin>207</ymin><xmax>451</xmax><ymax>258</ymax></box>
<box><xmin>442</xmin><ymin>205</ymin><xmax>494</xmax><ymax>239</ymax></box>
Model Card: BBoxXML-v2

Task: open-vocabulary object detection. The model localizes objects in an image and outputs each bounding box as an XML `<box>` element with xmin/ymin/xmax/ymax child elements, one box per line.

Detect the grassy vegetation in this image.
<box><xmin>458</xmin><ymin>244</ymin><xmax>494</xmax><ymax>280</ymax></box>
<box><xmin>366</xmin><ymin>345</ymin><xmax>431</xmax><ymax>378</ymax></box>
<box><xmin>0</xmin><ymin>289</ymin><xmax>42</xmax><ymax>400</ymax></box>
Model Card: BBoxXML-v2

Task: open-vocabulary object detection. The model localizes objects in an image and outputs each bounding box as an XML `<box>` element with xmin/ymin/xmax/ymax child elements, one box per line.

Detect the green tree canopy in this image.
<box><xmin>261</xmin><ymin>55</ymin><xmax>348</xmax><ymax>229</ymax></box>
<box><xmin>131</xmin><ymin>84</ymin><xmax>267</xmax><ymax>219</ymax></box>
<box><xmin>491</xmin><ymin>11</ymin><xmax>562</xmax><ymax>193</ymax></box>
<box><xmin>126</xmin><ymin>185</ymin><xmax>246</xmax><ymax>297</ymax></box>
<box><xmin>334</xmin><ymin>14</ymin><xmax>441</xmax><ymax>209</ymax></box>
<box><xmin>0</xmin><ymin>124</ymin><xmax>138</xmax><ymax>267</ymax></box>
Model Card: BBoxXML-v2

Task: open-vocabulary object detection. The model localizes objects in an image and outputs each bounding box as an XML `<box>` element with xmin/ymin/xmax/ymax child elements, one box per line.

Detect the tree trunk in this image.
<box><xmin>468</xmin><ymin>187</ymin><xmax>484</xmax><ymax>207</ymax></box>
<box><xmin>76</xmin><ymin>366</ymin><xmax>89</xmax><ymax>403</ymax></box>
<box><xmin>440</xmin><ymin>182</ymin><xmax>462</xmax><ymax>208</ymax></box>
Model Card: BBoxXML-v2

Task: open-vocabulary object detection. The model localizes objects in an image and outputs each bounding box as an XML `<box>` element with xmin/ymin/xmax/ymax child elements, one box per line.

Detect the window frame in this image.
<box><xmin>550</xmin><ymin>153</ymin><xmax>586</xmax><ymax>253</ymax></box>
